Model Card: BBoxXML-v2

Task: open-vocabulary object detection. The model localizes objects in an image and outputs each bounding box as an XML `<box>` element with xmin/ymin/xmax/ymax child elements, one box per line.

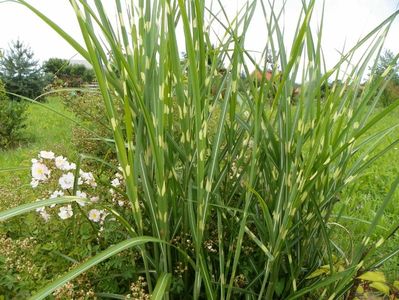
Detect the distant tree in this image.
<box><xmin>70</xmin><ymin>64</ymin><xmax>86</xmax><ymax>77</ymax></box>
<box><xmin>42</xmin><ymin>57</ymin><xmax>69</xmax><ymax>75</ymax></box>
<box><xmin>82</xmin><ymin>68</ymin><xmax>95</xmax><ymax>83</ymax></box>
<box><xmin>374</xmin><ymin>49</ymin><xmax>399</xmax><ymax>83</ymax></box>
<box><xmin>0</xmin><ymin>78</ymin><xmax>27</xmax><ymax>149</ymax></box>
<box><xmin>43</xmin><ymin>58</ymin><xmax>95</xmax><ymax>87</ymax></box>
<box><xmin>372</xmin><ymin>49</ymin><xmax>399</xmax><ymax>106</ymax></box>
<box><xmin>0</xmin><ymin>40</ymin><xmax>48</xmax><ymax>100</ymax></box>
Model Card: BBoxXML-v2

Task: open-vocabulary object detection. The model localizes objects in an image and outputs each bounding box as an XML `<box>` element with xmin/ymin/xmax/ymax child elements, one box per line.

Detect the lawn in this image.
<box><xmin>0</xmin><ymin>97</ymin><xmax>78</xmax><ymax>209</ymax></box>
<box><xmin>337</xmin><ymin>105</ymin><xmax>399</xmax><ymax>280</ymax></box>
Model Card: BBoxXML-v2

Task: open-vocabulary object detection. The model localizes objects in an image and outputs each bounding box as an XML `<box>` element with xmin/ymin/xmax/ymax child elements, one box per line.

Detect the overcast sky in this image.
<box><xmin>0</xmin><ymin>0</ymin><xmax>398</xmax><ymax>73</ymax></box>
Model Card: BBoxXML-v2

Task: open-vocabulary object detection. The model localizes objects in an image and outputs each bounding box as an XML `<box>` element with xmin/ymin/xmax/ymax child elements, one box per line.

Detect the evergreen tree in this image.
<box><xmin>374</xmin><ymin>49</ymin><xmax>399</xmax><ymax>83</ymax></box>
<box><xmin>372</xmin><ymin>49</ymin><xmax>399</xmax><ymax>106</ymax></box>
<box><xmin>0</xmin><ymin>40</ymin><xmax>47</xmax><ymax>100</ymax></box>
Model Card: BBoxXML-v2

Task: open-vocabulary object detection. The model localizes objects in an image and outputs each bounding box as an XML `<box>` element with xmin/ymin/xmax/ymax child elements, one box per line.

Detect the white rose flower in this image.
<box><xmin>76</xmin><ymin>191</ymin><xmax>87</xmax><ymax>198</ymax></box>
<box><xmin>66</xmin><ymin>163</ymin><xmax>76</xmax><ymax>171</ymax></box>
<box><xmin>88</xmin><ymin>209</ymin><xmax>101</xmax><ymax>222</ymax></box>
<box><xmin>59</xmin><ymin>172</ymin><xmax>74</xmax><ymax>190</ymax></box>
<box><xmin>76</xmin><ymin>191</ymin><xmax>87</xmax><ymax>206</ymax></box>
<box><xmin>39</xmin><ymin>151</ymin><xmax>55</xmax><ymax>160</ymax></box>
<box><xmin>50</xmin><ymin>190</ymin><xmax>64</xmax><ymax>199</ymax></box>
<box><xmin>35</xmin><ymin>206</ymin><xmax>45</xmax><ymax>213</ymax></box>
<box><xmin>31</xmin><ymin>162</ymin><xmax>50</xmax><ymax>181</ymax></box>
<box><xmin>80</xmin><ymin>171</ymin><xmax>97</xmax><ymax>187</ymax></box>
<box><xmin>55</xmin><ymin>156</ymin><xmax>69</xmax><ymax>170</ymax></box>
<box><xmin>30</xmin><ymin>179</ymin><xmax>39</xmax><ymax>188</ymax></box>
<box><xmin>39</xmin><ymin>210</ymin><xmax>51</xmax><ymax>222</ymax></box>
<box><xmin>111</xmin><ymin>178</ymin><xmax>121</xmax><ymax>187</ymax></box>
<box><xmin>58</xmin><ymin>205</ymin><xmax>73</xmax><ymax>220</ymax></box>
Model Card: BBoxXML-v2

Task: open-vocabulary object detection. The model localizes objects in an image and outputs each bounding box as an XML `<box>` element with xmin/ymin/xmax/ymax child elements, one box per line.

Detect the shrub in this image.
<box><xmin>0</xmin><ymin>79</ymin><xmax>27</xmax><ymax>149</ymax></box>
<box><xmin>60</xmin><ymin>91</ymin><xmax>114</xmax><ymax>158</ymax></box>
<box><xmin>0</xmin><ymin>40</ymin><xmax>48</xmax><ymax>101</ymax></box>
<box><xmin>380</xmin><ymin>80</ymin><xmax>399</xmax><ymax>107</ymax></box>
<box><xmin>43</xmin><ymin>58</ymin><xmax>95</xmax><ymax>87</ymax></box>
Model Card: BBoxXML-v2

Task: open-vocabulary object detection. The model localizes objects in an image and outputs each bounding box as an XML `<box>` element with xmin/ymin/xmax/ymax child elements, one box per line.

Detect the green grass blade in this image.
<box><xmin>0</xmin><ymin>197</ymin><xmax>80</xmax><ymax>221</ymax></box>
<box><xmin>151</xmin><ymin>273</ymin><xmax>172</xmax><ymax>299</ymax></box>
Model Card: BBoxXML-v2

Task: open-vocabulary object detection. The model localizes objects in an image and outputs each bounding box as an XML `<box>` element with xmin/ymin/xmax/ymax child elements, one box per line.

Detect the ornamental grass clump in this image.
<box><xmin>1</xmin><ymin>0</ymin><xmax>399</xmax><ymax>299</ymax></box>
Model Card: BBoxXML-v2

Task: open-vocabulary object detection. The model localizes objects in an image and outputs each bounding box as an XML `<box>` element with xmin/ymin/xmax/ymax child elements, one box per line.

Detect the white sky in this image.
<box><xmin>0</xmin><ymin>0</ymin><xmax>398</xmax><ymax>74</ymax></box>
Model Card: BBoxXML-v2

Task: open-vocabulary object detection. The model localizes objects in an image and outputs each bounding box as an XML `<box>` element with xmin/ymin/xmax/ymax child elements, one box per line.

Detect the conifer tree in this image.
<box><xmin>0</xmin><ymin>40</ymin><xmax>47</xmax><ymax>100</ymax></box>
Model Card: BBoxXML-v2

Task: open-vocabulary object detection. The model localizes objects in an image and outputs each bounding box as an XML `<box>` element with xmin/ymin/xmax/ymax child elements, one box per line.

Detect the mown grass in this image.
<box><xmin>0</xmin><ymin>97</ymin><xmax>77</xmax><ymax>209</ymax></box>
<box><xmin>336</xmin><ymin>105</ymin><xmax>399</xmax><ymax>280</ymax></box>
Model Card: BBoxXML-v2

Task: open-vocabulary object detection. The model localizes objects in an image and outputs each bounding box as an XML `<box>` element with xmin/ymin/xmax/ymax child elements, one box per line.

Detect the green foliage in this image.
<box><xmin>374</xmin><ymin>49</ymin><xmax>399</xmax><ymax>83</ymax></box>
<box><xmin>0</xmin><ymin>40</ymin><xmax>48</xmax><ymax>100</ymax></box>
<box><xmin>380</xmin><ymin>79</ymin><xmax>399</xmax><ymax>107</ymax></box>
<box><xmin>0</xmin><ymin>234</ymin><xmax>43</xmax><ymax>298</ymax></box>
<box><xmin>3</xmin><ymin>0</ymin><xmax>399</xmax><ymax>299</ymax></box>
<box><xmin>43</xmin><ymin>57</ymin><xmax>95</xmax><ymax>87</ymax></box>
<box><xmin>372</xmin><ymin>49</ymin><xmax>399</xmax><ymax>106</ymax></box>
<box><xmin>0</xmin><ymin>79</ymin><xmax>27</xmax><ymax>149</ymax></box>
<box><xmin>60</xmin><ymin>91</ymin><xmax>114</xmax><ymax>158</ymax></box>
<box><xmin>42</xmin><ymin>57</ymin><xmax>69</xmax><ymax>75</ymax></box>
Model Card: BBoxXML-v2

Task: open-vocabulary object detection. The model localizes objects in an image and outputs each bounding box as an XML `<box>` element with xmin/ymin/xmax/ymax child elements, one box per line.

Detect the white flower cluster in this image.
<box><xmin>109</xmin><ymin>171</ymin><xmax>128</xmax><ymax>207</ymax></box>
<box><xmin>31</xmin><ymin>151</ymin><xmax>100</xmax><ymax>223</ymax></box>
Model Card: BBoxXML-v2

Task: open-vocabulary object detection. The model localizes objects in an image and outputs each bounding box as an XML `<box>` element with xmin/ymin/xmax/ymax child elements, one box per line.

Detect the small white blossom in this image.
<box><xmin>31</xmin><ymin>162</ymin><xmax>51</xmax><ymax>181</ymax></box>
<box><xmin>80</xmin><ymin>171</ymin><xmax>97</xmax><ymax>187</ymax></box>
<box><xmin>50</xmin><ymin>190</ymin><xmax>64</xmax><ymax>199</ymax></box>
<box><xmin>66</xmin><ymin>163</ymin><xmax>76</xmax><ymax>170</ymax></box>
<box><xmin>30</xmin><ymin>179</ymin><xmax>39</xmax><ymax>188</ymax></box>
<box><xmin>111</xmin><ymin>178</ymin><xmax>121</xmax><ymax>187</ymax></box>
<box><xmin>49</xmin><ymin>190</ymin><xmax>64</xmax><ymax>207</ymax></box>
<box><xmin>76</xmin><ymin>191</ymin><xmax>87</xmax><ymax>206</ymax></box>
<box><xmin>76</xmin><ymin>191</ymin><xmax>87</xmax><ymax>198</ymax></box>
<box><xmin>118</xmin><ymin>200</ymin><xmax>125</xmax><ymax>207</ymax></box>
<box><xmin>58</xmin><ymin>205</ymin><xmax>73</xmax><ymax>219</ymax></box>
<box><xmin>55</xmin><ymin>156</ymin><xmax>69</xmax><ymax>170</ymax></box>
<box><xmin>39</xmin><ymin>151</ymin><xmax>55</xmax><ymax>160</ymax></box>
<box><xmin>59</xmin><ymin>172</ymin><xmax>74</xmax><ymax>190</ymax></box>
<box><xmin>35</xmin><ymin>205</ymin><xmax>45</xmax><ymax>213</ymax></box>
<box><xmin>90</xmin><ymin>196</ymin><xmax>100</xmax><ymax>203</ymax></box>
<box><xmin>39</xmin><ymin>210</ymin><xmax>51</xmax><ymax>222</ymax></box>
<box><xmin>115</xmin><ymin>172</ymin><xmax>124</xmax><ymax>180</ymax></box>
<box><xmin>88</xmin><ymin>209</ymin><xmax>101</xmax><ymax>222</ymax></box>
